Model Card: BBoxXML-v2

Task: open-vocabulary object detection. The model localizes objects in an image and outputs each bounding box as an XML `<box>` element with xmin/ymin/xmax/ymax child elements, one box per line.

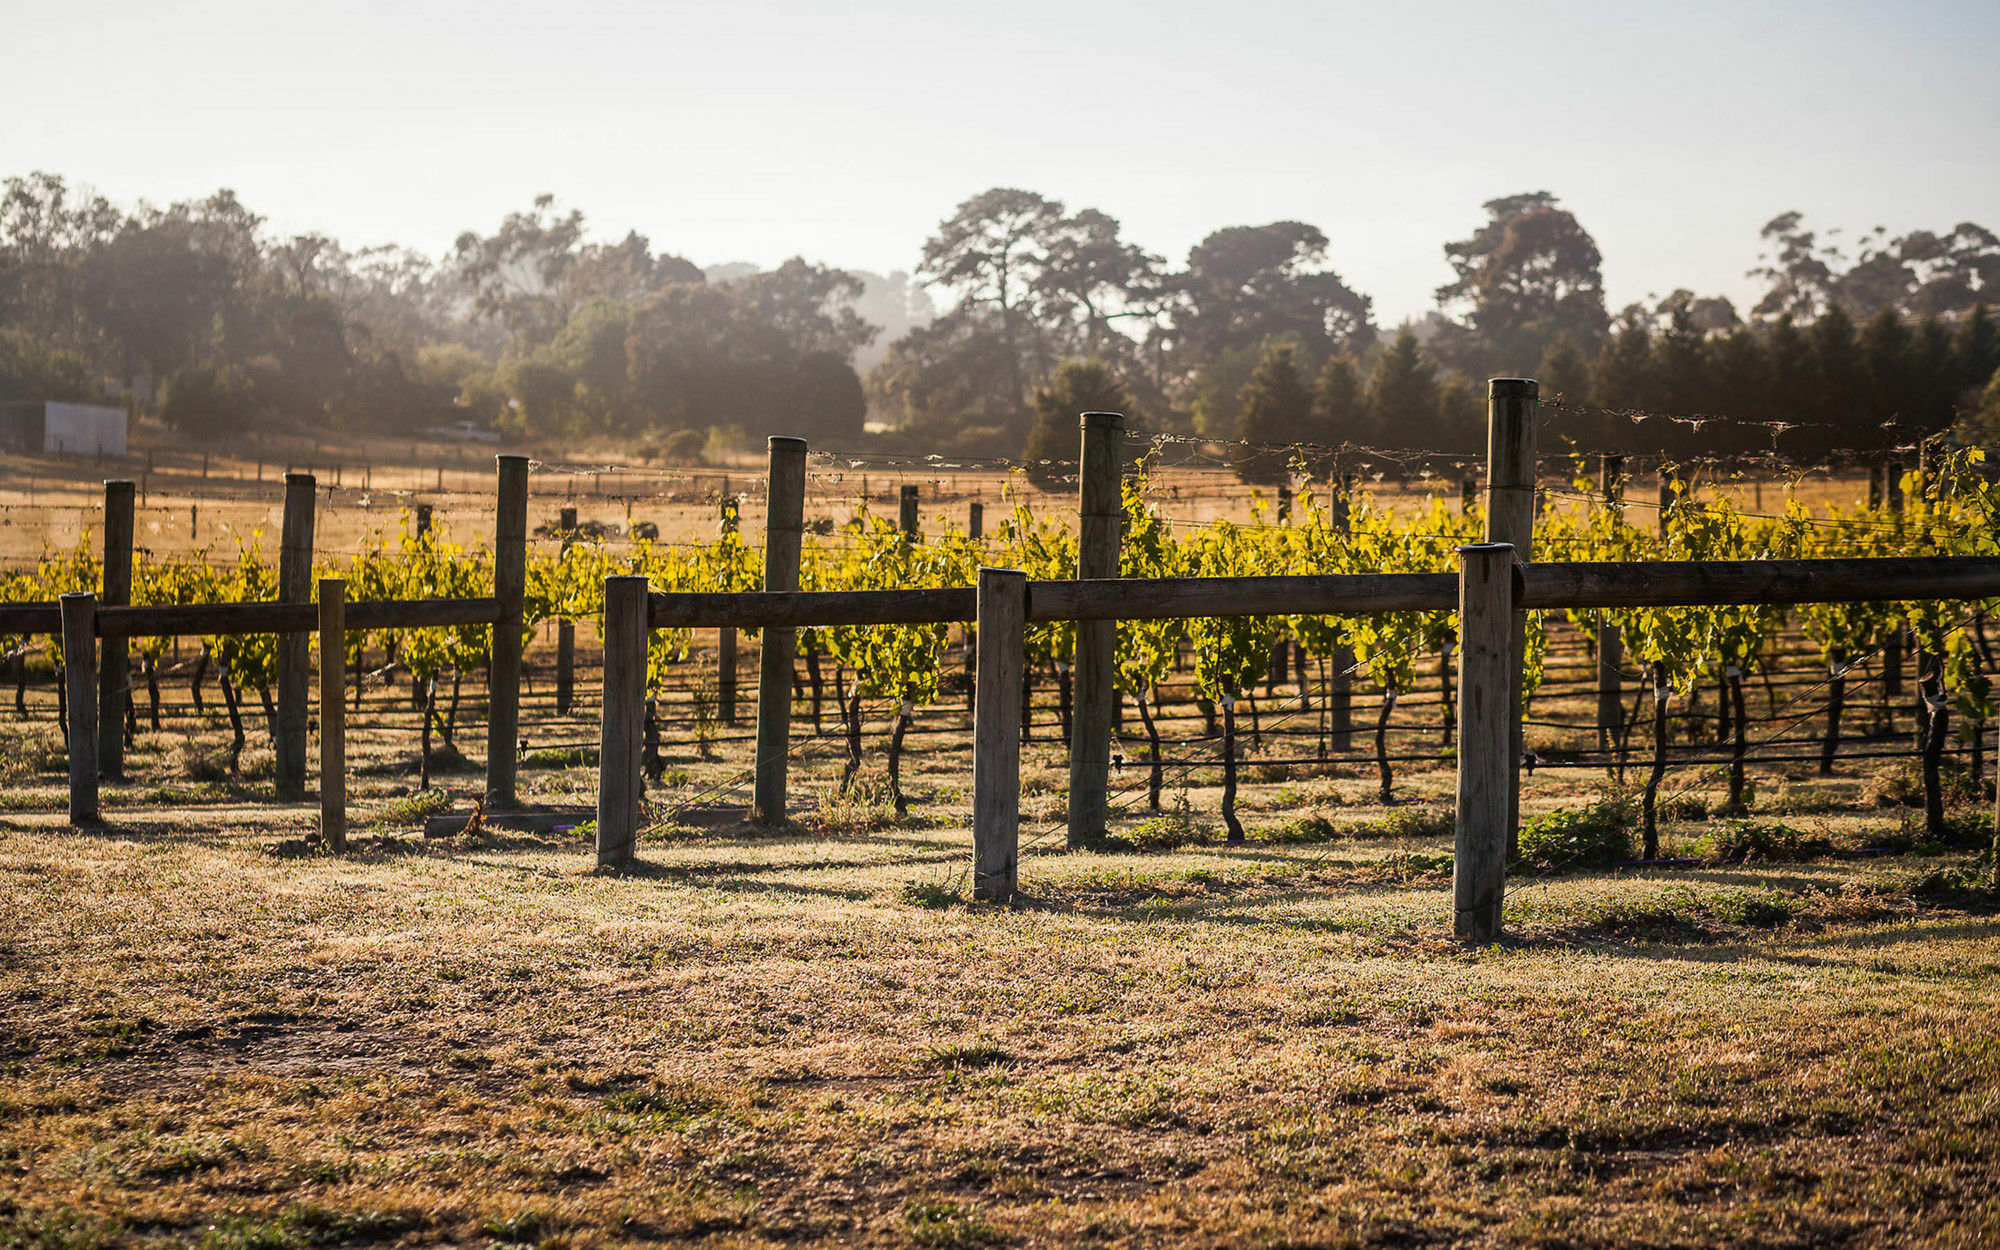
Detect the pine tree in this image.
<box><xmin>1537</xmin><ymin>334</ymin><xmax>1599</xmax><ymax>449</ymax></box>
<box><xmin>1591</xmin><ymin>313</ymin><xmax>1653</xmax><ymax>410</ymax></box>
<box><xmin>1703</xmin><ymin>328</ymin><xmax>1769</xmax><ymax>456</ymax></box>
<box><xmin>1809</xmin><ymin>304</ymin><xmax>1862</xmax><ymax>439</ymax></box>
<box><xmin>1023</xmin><ymin>358</ymin><xmax>1132</xmax><ymax>488</ymax></box>
<box><xmin>1312</xmin><ymin>352</ymin><xmax>1371</xmax><ymax>449</ymax></box>
<box><xmin>1234</xmin><ymin>342</ymin><xmax>1311</xmax><ymax>484</ymax></box>
<box><xmin>1366</xmin><ymin>329</ymin><xmax>1441</xmax><ymax>450</ymax></box>
<box><xmin>1760</xmin><ymin>315</ymin><xmax>1821</xmax><ymax>456</ymax></box>
<box><xmin>1435</xmin><ymin>373</ymin><xmax>1485</xmax><ymax>455</ymax></box>
<box><xmin>1955</xmin><ymin>303</ymin><xmax>1998</xmax><ymax>392</ymax></box>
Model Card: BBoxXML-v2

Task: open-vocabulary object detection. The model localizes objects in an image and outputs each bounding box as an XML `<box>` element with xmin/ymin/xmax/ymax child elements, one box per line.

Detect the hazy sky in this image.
<box><xmin>8</xmin><ymin>0</ymin><xmax>1997</xmax><ymax>326</ymax></box>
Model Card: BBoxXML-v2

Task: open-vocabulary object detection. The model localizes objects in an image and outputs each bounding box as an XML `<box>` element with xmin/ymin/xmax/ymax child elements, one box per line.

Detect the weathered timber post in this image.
<box><xmin>275</xmin><ymin>473</ymin><xmax>316</xmax><ymax>801</ymax></box>
<box><xmin>489</xmin><ymin>455</ymin><xmax>529</xmax><ymax>808</ymax></box>
<box><xmin>556</xmin><ymin>506</ymin><xmax>577</xmax><ymax>715</ymax></box>
<box><xmin>899</xmin><ymin>485</ymin><xmax>920</xmax><ymax>539</ymax></box>
<box><xmin>1277</xmin><ymin>485</ymin><xmax>1292</xmax><ymax>523</ymax></box>
<box><xmin>1454</xmin><ymin>542</ymin><xmax>1515</xmax><ymax>941</ymax></box>
<box><xmin>1884</xmin><ymin>461</ymin><xmax>1905</xmax><ymax>699</ymax></box>
<box><xmin>415</xmin><ymin>503</ymin><xmax>433</xmax><ymax>537</ymax></box>
<box><xmin>1597</xmin><ymin>454</ymin><xmax>1625</xmax><ymax>751</ymax></box>
<box><xmin>751</xmin><ymin>437</ymin><xmax>807</xmax><ymax>824</ymax></box>
<box><xmin>974</xmin><ymin>567</ymin><xmax>1027</xmax><ymax>900</ymax></box>
<box><xmin>1485</xmin><ymin>379</ymin><xmax>1536</xmax><ymax>850</ymax></box>
<box><xmin>1330</xmin><ymin>472</ymin><xmax>1356</xmax><ymax>752</ymax></box>
<box><xmin>596</xmin><ymin>575</ymin><xmax>649</xmax><ymax>867</ymax></box>
<box><xmin>1068</xmin><ymin>410</ymin><xmax>1124</xmax><ymax>846</ymax></box>
<box><xmin>62</xmin><ymin>592</ymin><xmax>98</xmax><ymax>824</ymax></box>
<box><xmin>718</xmin><ymin>496</ymin><xmax>739</xmax><ymax>727</ymax></box>
<box><xmin>97</xmin><ymin>480</ymin><xmax>134</xmax><ymax>779</ymax></box>
<box><xmin>319</xmin><ymin>578</ymin><xmax>346</xmax><ymax>853</ymax></box>
<box><xmin>968</xmin><ymin>501</ymin><xmax>984</xmax><ymax>540</ymax></box>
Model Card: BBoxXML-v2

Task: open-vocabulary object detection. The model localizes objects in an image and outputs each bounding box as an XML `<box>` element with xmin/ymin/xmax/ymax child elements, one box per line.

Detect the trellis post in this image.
<box><xmin>275</xmin><ymin>472</ymin><xmax>316</xmax><ymax>801</ymax></box>
<box><xmin>718</xmin><ymin>496</ymin><xmax>739</xmax><ymax>726</ymax></box>
<box><xmin>319</xmin><ymin>577</ymin><xmax>346</xmax><ymax>853</ymax></box>
<box><xmin>1330</xmin><ymin>472</ymin><xmax>1356</xmax><ymax>751</ymax></box>
<box><xmin>1596</xmin><ymin>453</ymin><xmax>1625</xmax><ymax>750</ymax></box>
<box><xmin>751</xmin><ymin>437</ymin><xmax>807</xmax><ymax>824</ymax></box>
<box><xmin>1068</xmin><ymin>410</ymin><xmax>1124</xmax><ymax>845</ymax></box>
<box><xmin>1455</xmin><ymin>542</ymin><xmax>1515</xmax><ymax>941</ymax></box>
<box><xmin>97</xmin><ymin>480</ymin><xmax>134</xmax><ymax>780</ymax></box>
<box><xmin>61</xmin><ymin>592</ymin><xmax>98</xmax><ymax>824</ymax></box>
<box><xmin>1484</xmin><ymin>379</ymin><xmax>1537</xmax><ymax>849</ymax></box>
<box><xmin>974</xmin><ymin>567</ymin><xmax>1027</xmax><ymax>900</ymax></box>
<box><xmin>556</xmin><ymin>506</ymin><xmax>577</xmax><ymax>715</ymax></box>
<box><xmin>489</xmin><ymin>455</ymin><xmax>528</xmax><ymax>808</ymax></box>
<box><xmin>597</xmin><ymin>575</ymin><xmax>649</xmax><ymax>867</ymax></box>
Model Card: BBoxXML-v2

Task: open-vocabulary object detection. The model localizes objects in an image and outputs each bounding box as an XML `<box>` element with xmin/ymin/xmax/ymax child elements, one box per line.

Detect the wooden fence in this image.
<box><xmin>14</xmin><ymin>383</ymin><xmax>2000</xmax><ymax>941</ymax></box>
<box><xmin>596</xmin><ymin>381</ymin><xmax>2000</xmax><ymax>941</ymax></box>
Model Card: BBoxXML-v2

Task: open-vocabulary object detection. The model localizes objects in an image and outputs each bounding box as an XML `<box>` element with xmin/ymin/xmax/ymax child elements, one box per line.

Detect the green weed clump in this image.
<box><xmin>1700</xmin><ymin>818</ymin><xmax>1831</xmax><ymax>864</ymax></box>
<box><xmin>1254</xmin><ymin>814</ymin><xmax>1338</xmax><ymax>845</ymax></box>
<box><xmin>1346</xmin><ymin>805</ymin><xmax>1453</xmax><ymax>841</ymax></box>
<box><xmin>901</xmin><ymin>881</ymin><xmax>962</xmax><ymax>909</ymax></box>
<box><xmin>1514</xmin><ymin>796</ymin><xmax>1634</xmax><ymax>872</ymax></box>
<box><xmin>522</xmin><ymin>745</ymin><xmax>598</xmax><ymax>768</ymax></box>
<box><xmin>1867</xmin><ymin>758</ymin><xmax>1984</xmax><ymax>809</ymax></box>
<box><xmin>369</xmin><ymin>788</ymin><xmax>454</xmax><ymax>830</ymax></box>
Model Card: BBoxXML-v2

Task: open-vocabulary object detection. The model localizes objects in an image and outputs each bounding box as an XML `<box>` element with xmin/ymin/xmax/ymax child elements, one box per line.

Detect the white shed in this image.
<box><xmin>0</xmin><ymin>401</ymin><xmax>128</xmax><ymax>457</ymax></box>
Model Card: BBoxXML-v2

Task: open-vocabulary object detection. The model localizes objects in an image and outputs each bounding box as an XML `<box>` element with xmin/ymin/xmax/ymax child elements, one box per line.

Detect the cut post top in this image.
<box><xmin>768</xmin><ymin>436</ymin><xmax>808</xmax><ymax>451</ymax></box>
<box><xmin>1080</xmin><ymin>411</ymin><xmax>1125</xmax><ymax>430</ymax></box>
<box><xmin>285</xmin><ymin>471</ymin><xmax>315</xmax><ymax>486</ymax></box>
<box><xmin>1456</xmin><ymin>542</ymin><xmax>1516</xmax><ymax>557</ymax></box>
<box><xmin>1487</xmin><ymin>378</ymin><xmax>1539</xmax><ymax>398</ymax></box>
<box><xmin>102</xmin><ymin>478</ymin><xmax>135</xmax><ymax>495</ymax></box>
<box><xmin>496</xmin><ymin>453</ymin><xmax>530</xmax><ymax>469</ymax></box>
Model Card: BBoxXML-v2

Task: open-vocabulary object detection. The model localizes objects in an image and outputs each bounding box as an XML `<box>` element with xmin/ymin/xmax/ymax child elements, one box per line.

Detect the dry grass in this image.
<box><xmin>3</xmin><ymin>762</ymin><xmax>1998</xmax><ymax>1248</ymax></box>
<box><xmin>4</xmin><ymin>445</ymin><xmax>1996</xmax><ymax>1245</ymax></box>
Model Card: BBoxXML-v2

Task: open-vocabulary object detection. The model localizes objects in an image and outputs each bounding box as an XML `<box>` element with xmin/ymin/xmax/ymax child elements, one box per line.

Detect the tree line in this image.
<box><xmin>3</xmin><ymin>171</ymin><xmax>1997</xmax><ymax>468</ymax></box>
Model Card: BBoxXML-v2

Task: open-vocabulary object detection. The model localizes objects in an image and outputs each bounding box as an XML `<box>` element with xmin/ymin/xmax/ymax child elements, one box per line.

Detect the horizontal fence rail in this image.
<box><xmin>647</xmin><ymin>557</ymin><xmax>2000</xmax><ymax>633</ymax></box>
<box><xmin>606</xmin><ymin>540</ymin><xmax>2000</xmax><ymax>932</ymax></box>
<box><xmin>0</xmin><ymin>597</ymin><xmax>503</xmax><ymax>637</ymax></box>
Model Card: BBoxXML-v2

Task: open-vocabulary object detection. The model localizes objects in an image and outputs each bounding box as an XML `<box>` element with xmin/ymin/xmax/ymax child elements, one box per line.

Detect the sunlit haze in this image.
<box><xmin>11</xmin><ymin>0</ymin><xmax>1996</xmax><ymax>323</ymax></box>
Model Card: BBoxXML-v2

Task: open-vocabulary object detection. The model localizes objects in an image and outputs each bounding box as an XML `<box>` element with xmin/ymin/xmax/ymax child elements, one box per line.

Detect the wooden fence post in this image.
<box><xmin>415</xmin><ymin>503</ymin><xmax>433</xmax><ymax>537</ymax></box>
<box><xmin>97</xmin><ymin>480</ymin><xmax>134</xmax><ymax>780</ymax></box>
<box><xmin>1330</xmin><ymin>472</ymin><xmax>1356</xmax><ymax>752</ymax></box>
<box><xmin>1068</xmin><ymin>410</ymin><xmax>1124</xmax><ymax>845</ymax></box>
<box><xmin>1485</xmin><ymin>379</ymin><xmax>1537</xmax><ymax>850</ymax></box>
<box><xmin>596</xmin><ymin>575</ymin><xmax>649</xmax><ymax>868</ymax></box>
<box><xmin>275</xmin><ymin>472</ymin><xmax>316</xmax><ymax>801</ymax></box>
<box><xmin>489</xmin><ymin>455</ymin><xmax>528</xmax><ymax>808</ymax></box>
<box><xmin>1885</xmin><ymin>461</ymin><xmax>1905</xmax><ymax>698</ymax></box>
<box><xmin>974</xmin><ymin>567</ymin><xmax>1027</xmax><ymax>900</ymax></box>
<box><xmin>968</xmin><ymin>501</ymin><xmax>984</xmax><ymax>540</ymax></box>
<box><xmin>899</xmin><ymin>485</ymin><xmax>920</xmax><ymax>539</ymax></box>
<box><xmin>1597</xmin><ymin>454</ymin><xmax>1625</xmax><ymax>750</ymax></box>
<box><xmin>319</xmin><ymin>578</ymin><xmax>346</xmax><ymax>853</ymax></box>
<box><xmin>61</xmin><ymin>592</ymin><xmax>98</xmax><ymax>824</ymax></box>
<box><xmin>718</xmin><ymin>496</ymin><xmax>739</xmax><ymax>726</ymax></box>
<box><xmin>1455</xmin><ymin>542</ymin><xmax>1515</xmax><ymax>941</ymax></box>
<box><xmin>556</xmin><ymin>506</ymin><xmax>577</xmax><ymax>715</ymax></box>
<box><xmin>751</xmin><ymin>437</ymin><xmax>807</xmax><ymax>824</ymax></box>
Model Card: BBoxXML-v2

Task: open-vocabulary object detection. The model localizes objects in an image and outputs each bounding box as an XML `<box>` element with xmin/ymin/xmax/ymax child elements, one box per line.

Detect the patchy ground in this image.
<box><xmin>2</xmin><ymin>762</ymin><xmax>1997</xmax><ymax>1248</ymax></box>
